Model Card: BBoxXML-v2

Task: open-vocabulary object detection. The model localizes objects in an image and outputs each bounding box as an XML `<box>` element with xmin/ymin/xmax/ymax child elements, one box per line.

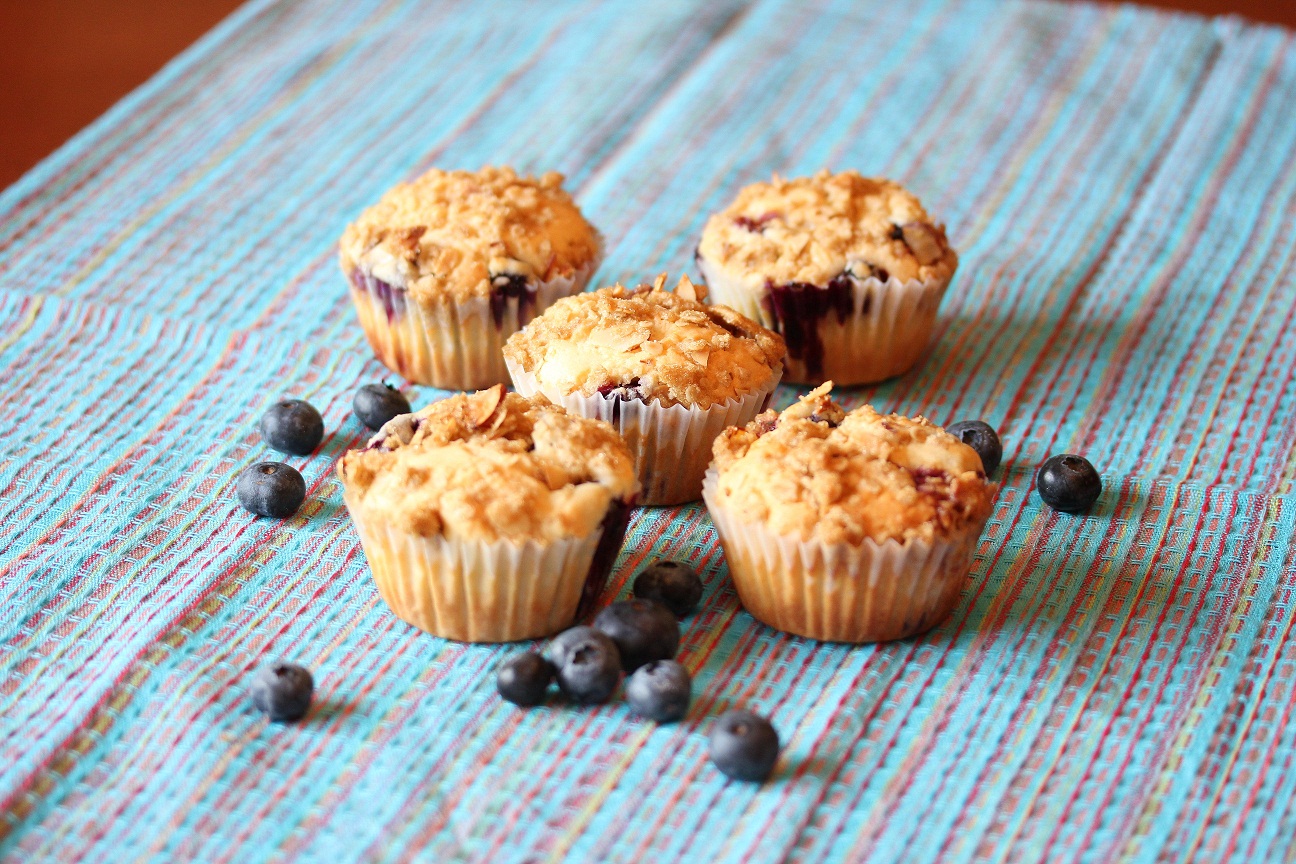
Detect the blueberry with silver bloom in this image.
<box><xmin>633</xmin><ymin>560</ymin><xmax>704</xmax><ymax>618</ymax></box>
<box><xmin>251</xmin><ymin>661</ymin><xmax>314</xmax><ymax>722</ymax></box>
<box><xmin>259</xmin><ymin>398</ymin><xmax>324</xmax><ymax>455</ymax></box>
<box><xmin>593</xmin><ymin>599</ymin><xmax>679</xmax><ymax>671</ymax></box>
<box><xmin>544</xmin><ymin>626</ymin><xmax>605</xmax><ymax>669</ymax></box>
<box><xmin>354</xmin><ymin>383</ymin><xmax>411</xmax><ymax>430</ymax></box>
<box><xmin>236</xmin><ymin>461</ymin><xmax>306</xmax><ymax>518</ymax></box>
<box><xmin>710</xmin><ymin>709</ymin><xmax>779</xmax><ymax>782</ymax></box>
<box><xmin>1036</xmin><ymin>454</ymin><xmax>1102</xmax><ymax>513</ymax></box>
<box><xmin>946</xmin><ymin>420</ymin><xmax>1002</xmax><ymax>475</ymax></box>
<box><xmin>496</xmin><ymin>653</ymin><xmax>555</xmax><ymax>707</ymax></box>
<box><xmin>626</xmin><ymin>660</ymin><xmax>692</xmax><ymax>722</ymax></box>
<box><xmin>552</xmin><ymin>628</ymin><xmax>622</xmax><ymax>705</ymax></box>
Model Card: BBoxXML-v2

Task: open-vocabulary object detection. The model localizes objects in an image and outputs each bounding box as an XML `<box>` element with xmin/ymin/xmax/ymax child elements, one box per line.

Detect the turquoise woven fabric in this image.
<box><xmin>3</xmin><ymin>0</ymin><xmax>1296</xmax><ymax>860</ymax></box>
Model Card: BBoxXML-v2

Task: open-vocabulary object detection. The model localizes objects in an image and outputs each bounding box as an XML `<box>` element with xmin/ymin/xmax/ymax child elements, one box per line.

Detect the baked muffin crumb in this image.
<box><xmin>339</xmin><ymin>166</ymin><xmax>600</xmax><ymax>306</ymax></box>
<box><xmin>711</xmin><ymin>383</ymin><xmax>994</xmax><ymax>545</ymax></box>
<box><xmin>338</xmin><ymin>386</ymin><xmax>636</xmax><ymax>542</ymax></box>
<box><xmin>697</xmin><ymin>170</ymin><xmax>956</xmax><ymax>287</ymax></box>
<box><xmin>504</xmin><ymin>275</ymin><xmax>785</xmax><ymax>408</ymax></box>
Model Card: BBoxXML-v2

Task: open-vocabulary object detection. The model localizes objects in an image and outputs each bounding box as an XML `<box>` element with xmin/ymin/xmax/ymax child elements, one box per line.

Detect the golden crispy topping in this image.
<box><xmin>711</xmin><ymin>384</ymin><xmax>994</xmax><ymax>544</ymax></box>
<box><xmin>338</xmin><ymin>389</ymin><xmax>637</xmax><ymax>543</ymax></box>
<box><xmin>338</xmin><ymin>166</ymin><xmax>600</xmax><ymax>305</ymax></box>
<box><xmin>697</xmin><ymin>169</ymin><xmax>957</xmax><ymax>287</ymax></box>
<box><xmin>504</xmin><ymin>275</ymin><xmax>785</xmax><ymax>409</ymax></box>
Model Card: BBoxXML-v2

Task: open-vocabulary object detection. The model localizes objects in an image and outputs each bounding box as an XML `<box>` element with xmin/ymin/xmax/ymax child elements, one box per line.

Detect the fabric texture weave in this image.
<box><xmin>2</xmin><ymin>0</ymin><xmax>1296</xmax><ymax>860</ymax></box>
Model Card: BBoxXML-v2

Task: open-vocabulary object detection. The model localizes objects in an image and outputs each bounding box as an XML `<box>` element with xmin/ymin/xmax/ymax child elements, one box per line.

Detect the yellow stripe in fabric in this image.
<box><xmin>0</xmin><ymin>295</ymin><xmax>45</xmax><ymax>357</ymax></box>
<box><xmin>1177</xmin><ymin>500</ymin><xmax>1291</xmax><ymax>863</ymax></box>
<box><xmin>1122</xmin><ymin>496</ymin><xmax>1280</xmax><ymax>859</ymax></box>
<box><xmin>547</xmin><ymin>725</ymin><xmax>658</xmax><ymax>863</ymax></box>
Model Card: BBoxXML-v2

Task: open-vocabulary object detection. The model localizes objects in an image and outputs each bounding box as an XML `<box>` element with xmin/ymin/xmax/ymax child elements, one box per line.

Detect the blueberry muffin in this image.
<box><xmin>340</xmin><ymin>167</ymin><xmax>601</xmax><ymax>390</ymax></box>
<box><xmin>703</xmin><ymin>383</ymin><xmax>994</xmax><ymax>642</ymax></box>
<box><xmin>696</xmin><ymin>170</ymin><xmax>956</xmax><ymax>385</ymax></box>
<box><xmin>504</xmin><ymin>275</ymin><xmax>785</xmax><ymax>505</ymax></box>
<box><xmin>338</xmin><ymin>385</ymin><xmax>637</xmax><ymax>641</ymax></box>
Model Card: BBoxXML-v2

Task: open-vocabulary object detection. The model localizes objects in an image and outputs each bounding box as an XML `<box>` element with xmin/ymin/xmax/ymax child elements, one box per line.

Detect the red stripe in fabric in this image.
<box><xmin>1064</xmin><ymin>49</ymin><xmax>1290</xmax><ymax>857</ymax></box>
<box><xmin>0</xmin><ymin>423</ymin><xmax>365</xmax><ymax>825</ymax></box>
<box><xmin>1051</xmin><ymin>488</ymin><xmax>1240</xmax><ymax>860</ymax></box>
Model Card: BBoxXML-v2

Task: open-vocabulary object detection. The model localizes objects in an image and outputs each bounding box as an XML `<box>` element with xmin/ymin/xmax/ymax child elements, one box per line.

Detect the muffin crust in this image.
<box><xmin>338</xmin><ymin>386</ymin><xmax>636</xmax><ymax>543</ymax></box>
<box><xmin>339</xmin><ymin>166</ymin><xmax>600</xmax><ymax>306</ymax></box>
<box><xmin>697</xmin><ymin>170</ymin><xmax>956</xmax><ymax>288</ymax></box>
<box><xmin>503</xmin><ymin>275</ymin><xmax>786</xmax><ymax>409</ymax></box>
<box><xmin>711</xmin><ymin>384</ymin><xmax>994</xmax><ymax>545</ymax></box>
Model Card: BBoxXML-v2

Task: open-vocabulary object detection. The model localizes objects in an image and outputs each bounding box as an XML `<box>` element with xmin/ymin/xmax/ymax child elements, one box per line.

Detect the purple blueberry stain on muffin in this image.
<box><xmin>761</xmin><ymin>274</ymin><xmax>855</xmax><ymax>383</ymax></box>
<box><xmin>576</xmin><ymin>498</ymin><xmax>634</xmax><ymax>621</ymax></box>
<box><xmin>597</xmin><ymin>377</ymin><xmax>647</xmax><ymax>402</ymax></box>
<box><xmin>488</xmin><ymin>272</ymin><xmax>537</xmax><ymax>327</ymax></box>
<box><xmin>908</xmin><ymin>466</ymin><xmax>950</xmax><ymax>491</ymax></box>
<box><xmin>597</xmin><ymin>377</ymin><xmax>648</xmax><ymax>424</ymax></box>
<box><xmin>351</xmin><ymin>268</ymin><xmax>407</xmax><ymax>323</ymax></box>
<box><xmin>734</xmin><ymin>211</ymin><xmax>779</xmax><ymax>233</ymax></box>
<box><xmin>849</xmin><ymin>260</ymin><xmax>890</xmax><ymax>287</ymax></box>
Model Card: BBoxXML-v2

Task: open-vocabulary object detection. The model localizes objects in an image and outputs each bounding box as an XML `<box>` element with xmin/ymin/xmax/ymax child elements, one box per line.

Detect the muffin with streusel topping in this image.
<box><xmin>696</xmin><ymin>170</ymin><xmax>956</xmax><ymax>386</ymax></box>
<box><xmin>703</xmin><ymin>383</ymin><xmax>994</xmax><ymax>642</ymax></box>
<box><xmin>339</xmin><ymin>166</ymin><xmax>601</xmax><ymax>390</ymax></box>
<box><xmin>338</xmin><ymin>386</ymin><xmax>637</xmax><ymax>641</ymax></box>
<box><xmin>504</xmin><ymin>274</ymin><xmax>785</xmax><ymax>505</ymax></box>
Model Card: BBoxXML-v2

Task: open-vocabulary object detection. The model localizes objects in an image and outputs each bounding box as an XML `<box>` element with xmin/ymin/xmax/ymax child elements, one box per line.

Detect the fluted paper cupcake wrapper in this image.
<box><xmin>702</xmin><ymin>468</ymin><xmax>984</xmax><ymax>643</ymax></box>
<box><xmin>696</xmin><ymin>257</ymin><xmax>950</xmax><ymax>386</ymax></box>
<box><xmin>507</xmin><ymin>360</ymin><xmax>781</xmax><ymax>506</ymax></box>
<box><xmin>345</xmin><ymin>495</ymin><xmax>613</xmax><ymax>642</ymax></box>
<box><xmin>349</xmin><ymin>258</ymin><xmax>598</xmax><ymax>391</ymax></box>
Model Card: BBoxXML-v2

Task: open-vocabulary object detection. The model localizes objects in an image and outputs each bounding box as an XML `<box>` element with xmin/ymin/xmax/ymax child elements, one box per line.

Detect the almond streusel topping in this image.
<box><xmin>338</xmin><ymin>386</ymin><xmax>636</xmax><ymax>543</ymax></box>
<box><xmin>710</xmin><ymin>383</ymin><xmax>994</xmax><ymax>545</ymax></box>
<box><xmin>503</xmin><ymin>275</ymin><xmax>786</xmax><ymax>409</ymax></box>
<box><xmin>338</xmin><ymin>166</ymin><xmax>600</xmax><ymax>305</ymax></box>
<box><xmin>696</xmin><ymin>170</ymin><xmax>957</xmax><ymax>288</ymax></box>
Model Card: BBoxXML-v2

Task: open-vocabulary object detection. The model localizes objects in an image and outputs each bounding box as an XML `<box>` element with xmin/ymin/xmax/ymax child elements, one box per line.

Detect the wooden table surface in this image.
<box><xmin>1</xmin><ymin>0</ymin><xmax>1292</xmax><ymax>189</ymax></box>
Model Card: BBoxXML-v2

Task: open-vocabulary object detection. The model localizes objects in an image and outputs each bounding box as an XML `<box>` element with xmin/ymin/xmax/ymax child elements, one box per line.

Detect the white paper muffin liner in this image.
<box><xmin>349</xmin><ymin>258</ymin><xmax>598</xmax><ymax>391</ymax></box>
<box><xmin>696</xmin><ymin>256</ymin><xmax>950</xmax><ymax>386</ymax></box>
<box><xmin>507</xmin><ymin>360</ymin><xmax>782</xmax><ymax>506</ymax></box>
<box><xmin>345</xmin><ymin>492</ymin><xmax>627</xmax><ymax>642</ymax></box>
<box><xmin>702</xmin><ymin>468</ymin><xmax>985</xmax><ymax>643</ymax></box>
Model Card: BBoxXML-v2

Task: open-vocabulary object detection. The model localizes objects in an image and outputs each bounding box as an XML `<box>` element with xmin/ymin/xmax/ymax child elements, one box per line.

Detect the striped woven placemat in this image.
<box><xmin>2</xmin><ymin>0</ymin><xmax>1295</xmax><ymax>860</ymax></box>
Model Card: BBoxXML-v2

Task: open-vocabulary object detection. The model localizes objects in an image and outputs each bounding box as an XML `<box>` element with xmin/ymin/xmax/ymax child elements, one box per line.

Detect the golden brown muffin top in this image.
<box><xmin>338</xmin><ymin>166</ymin><xmax>601</xmax><ymax>305</ymax></box>
<box><xmin>338</xmin><ymin>386</ymin><xmax>636</xmax><ymax>543</ymax></box>
<box><xmin>710</xmin><ymin>383</ymin><xmax>994</xmax><ymax>545</ymax></box>
<box><xmin>503</xmin><ymin>275</ymin><xmax>786</xmax><ymax>409</ymax></box>
<box><xmin>697</xmin><ymin>170</ymin><xmax>957</xmax><ymax>287</ymax></box>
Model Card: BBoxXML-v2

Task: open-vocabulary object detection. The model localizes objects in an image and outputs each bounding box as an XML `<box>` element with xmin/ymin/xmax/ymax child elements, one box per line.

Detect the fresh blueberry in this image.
<box><xmin>545</xmin><ymin>626</ymin><xmax>603</xmax><ymax>668</ymax></box>
<box><xmin>710</xmin><ymin>709</ymin><xmax>780</xmax><ymax>782</ymax></box>
<box><xmin>496</xmin><ymin>653</ymin><xmax>555</xmax><ymax>707</ymax></box>
<box><xmin>946</xmin><ymin>420</ymin><xmax>1003</xmax><ymax>475</ymax></box>
<box><xmin>354</xmin><ymin>383</ymin><xmax>411</xmax><ymax>431</ymax></box>
<box><xmin>593</xmin><ymin>599</ymin><xmax>680</xmax><ymax>672</ymax></box>
<box><xmin>633</xmin><ymin>560</ymin><xmax>704</xmax><ymax>618</ymax></box>
<box><xmin>236</xmin><ymin>461</ymin><xmax>306</xmax><ymax>518</ymax></box>
<box><xmin>259</xmin><ymin>398</ymin><xmax>324</xmax><ymax>455</ymax></box>
<box><xmin>551</xmin><ymin>628</ymin><xmax>622</xmax><ymax>705</ymax></box>
<box><xmin>1036</xmin><ymin>454</ymin><xmax>1102</xmax><ymax>513</ymax></box>
<box><xmin>250</xmin><ymin>661</ymin><xmax>313</xmax><ymax>722</ymax></box>
<box><xmin>625</xmin><ymin>660</ymin><xmax>692</xmax><ymax>722</ymax></box>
